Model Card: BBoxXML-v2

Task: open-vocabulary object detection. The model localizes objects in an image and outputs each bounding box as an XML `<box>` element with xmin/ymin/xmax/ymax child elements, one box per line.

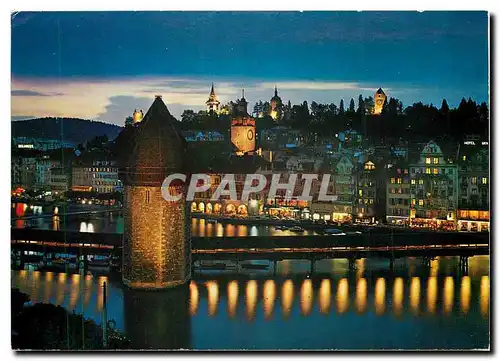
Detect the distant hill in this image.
<box><xmin>12</xmin><ymin>117</ymin><xmax>123</xmax><ymax>145</ymax></box>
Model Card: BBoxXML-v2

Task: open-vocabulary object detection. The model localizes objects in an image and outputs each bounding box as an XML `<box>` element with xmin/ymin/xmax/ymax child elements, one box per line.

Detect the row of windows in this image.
<box><xmin>389</xmin><ymin>187</ymin><xmax>410</xmax><ymax>194</ymax></box>
<box><xmin>83</xmin><ymin>167</ymin><xmax>117</xmax><ymax>173</ymax></box>
<box><xmin>93</xmin><ymin>181</ymin><xmax>120</xmax><ymax>186</ymax></box>
<box><xmin>470</xmin><ymin>177</ymin><xmax>488</xmax><ymax>185</ymax></box>
<box><xmin>389</xmin><ymin>198</ymin><xmax>409</xmax><ymax>206</ymax></box>
<box><xmin>411</xmin><ymin>167</ymin><xmax>454</xmax><ymax>175</ymax></box>
<box><xmin>358</xmin><ymin>198</ymin><xmax>374</xmax><ymax>204</ymax></box>
<box><xmin>425</xmin><ymin>157</ymin><xmax>440</xmax><ymax>165</ymax></box>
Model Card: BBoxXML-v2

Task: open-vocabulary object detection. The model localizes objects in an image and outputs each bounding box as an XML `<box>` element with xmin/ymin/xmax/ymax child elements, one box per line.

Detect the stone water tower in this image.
<box><xmin>117</xmin><ymin>95</ymin><xmax>191</xmax><ymax>289</ymax></box>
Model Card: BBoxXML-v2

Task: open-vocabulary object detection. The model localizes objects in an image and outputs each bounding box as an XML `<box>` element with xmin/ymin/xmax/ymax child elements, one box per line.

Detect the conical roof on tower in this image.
<box><xmin>118</xmin><ymin>95</ymin><xmax>190</xmax><ymax>186</ymax></box>
<box><xmin>376</xmin><ymin>88</ymin><xmax>385</xmax><ymax>95</ymax></box>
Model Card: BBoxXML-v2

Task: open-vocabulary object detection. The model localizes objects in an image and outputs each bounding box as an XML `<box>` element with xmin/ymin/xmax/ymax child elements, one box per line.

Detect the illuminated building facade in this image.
<box><xmin>133</xmin><ymin>109</ymin><xmax>144</xmax><ymax>124</ymax></box>
<box><xmin>386</xmin><ymin>163</ymin><xmax>411</xmax><ymax>225</ymax></box>
<box><xmin>270</xmin><ymin>85</ymin><xmax>283</xmax><ymax>121</ymax></box>
<box><xmin>119</xmin><ymin>95</ymin><xmax>191</xmax><ymax>289</ymax></box>
<box><xmin>374</xmin><ymin>88</ymin><xmax>386</xmax><ymax>115</ymax></box>
<box><xmin>355</xmin><ymin>160</ymin><xmax>377</xmax><ymax>223</ymax></box>
<box><xmin>206</xmin><ymin>83</ymin><xmax>221</xmax><ymax>113</ymax></box>
<box><xmin>230</xmin><ymin>92</ymin><xmax>256</xmax><ymax>156</ymax></box>
<box><xmin>409</xmin><ymin>141</ymin><xmax>458</xmax><ymax>230</ymax></box>
<box><xmin>457</xmin><ymin>139</ymin><xmax>489</xmax><ymax>232</ymax></box>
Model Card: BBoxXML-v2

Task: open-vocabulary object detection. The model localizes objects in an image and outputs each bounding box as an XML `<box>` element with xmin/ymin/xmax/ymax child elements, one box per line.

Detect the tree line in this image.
<box><xmin>178</xmin><ymin>96</ymin><xmax>488</xmax><ymax>143</ymax></box>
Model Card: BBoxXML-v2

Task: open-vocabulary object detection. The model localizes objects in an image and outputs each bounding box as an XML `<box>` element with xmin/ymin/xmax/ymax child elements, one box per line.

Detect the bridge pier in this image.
<box><xmin>389</xmin><ymin>257</ymin><xmax>394</xmax><ymax>272</ymax></box>
<box><xmin>422</xmin><ymin>256</ymin><xmax>431</xmax><ymax>268</ymax></box>
<box><xmin>348</xmin><ymin>257</ymin><xmax>356</xmax><ymax>271</ymax></box>
<box><xmin>309</xmin><ymin>259</ymin><xmax>316</xmax><ymax>275</ymax></box>
<box><xmin>18</xmin><ymin>250</ymin><xmax>25</xmax><ymax>269</ymax></box>
<box><xmin>273</xmin><ymin>260</ymin><xmax>277</xmax><ymax>276</ymax></box>
<box><xmin>459</xmin><ymin>256</ymin><xmax>469</xmax><ymax>275</ymax></box>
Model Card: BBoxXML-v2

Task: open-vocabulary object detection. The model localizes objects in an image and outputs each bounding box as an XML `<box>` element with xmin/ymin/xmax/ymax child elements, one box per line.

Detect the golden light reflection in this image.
<box><xmin>375</xmin><ymin>278</ymin><xmax>386</xmax><ymax>316</ymax></box>
<box><xmin>206</xmin><ymin>223</ymin><xmax>213</xmax><ymax>237</ymax></box>
<box><xmin>336</xmin><ymin>278</ymin><xmax>349</xmax><ymax>314</ymax></box>
<box><xmin>410</xmin><ymin>277</ymin><xmax>421</xmax><ymax>315</ymax></box>
<box><xmin>480</xmin><ymin>276</ymin><xmax>489</xmax><ymax>319</ymax></box>
<box><xmin>226</xmin><ymin>224</ymin><xmax>235</xmax><ymax>237</ymax></box>
<box><xmin>300</xmin><ymin>279</ymin><xmax>313</xmax><ymax>316</ymax></box>
<box><xmin>44</xmin><ymin>272</ymin><xmax>53</xmax><ymax>303</ymax></box>
<box><xmin>460</xmin><ymin>276</ymin><xmax>471</xmax><ymax>315</ymax></box>
<box><xmin>318</xmin><ymin>279</ymin><xmax>331</xmax><ymax>315</ymax></box>
<box><xmin>206</xmin><ymin>281</ymin><xmax>219</xmax><ymax>317</ymax></box>
<box><xmin>443</xmin><ymin>276</ymin><xmax>454</xmax><ymax>316</ymax></box>
<box><xmin>263</xmin><ymin>280</ymin><xmax>276</xmax><ymax>320</ymax></box>
<box><xmin>356</xmin><ymin>259</ymin><xmax>365</xmax><ymax>279</ymax></box>
<box><xmin>198</xmin><ymin>219</ymin><xmax>206</xmax><ymax>237</ymax></box>
<box><xmin>355</xmin><ymin>278</ymin><xmax>367</xmax><ymax>314</ymax></box>
<box><xmin>84</xmin><ymin>275</ymin><xmax>93</xmax><ymax>309</ymax></box>
<box><xmin>56</xmin><ymin>273</ymin><xmax>67</xmax><ymax>305</ymax></box>
<box><xmin>237</xmin><ymin>225</ymin><xmax>248</xmax><ymax>237</ymax></box>
<box><xmin>426</xmin><ymin>277</ymin><xmax>437</xmax><ymax>314</ymax></box>
<box><xmin>227</xmin><ymin>280</ymin><xmax>239</xmax><ymax>318</ymax></box>
<box><xmin>216</xmin><ymin>223</ymin><xmax>224</xmax><ymax>237</ymax></box>
<box><xmin>68</xmin><ymin>274</ymin><xmax>81</xmax><ymax>310</ymax></box>
<box><xmin>246</xmin><ymin>280</ymin><xmax>257</xmax><ymax>321</ymax></box>
<box><xmin>191</xmin><ymin>218</ymin><xmax>198</xmax><ymax>234</ymax></box>
<box><xmin>30</xmin><ymin>272</ymin><xmax>39</xmax><ymax>304</ymax></box>
<box><xmin>281</xmin><ymin>279</ymin><xmax>294</xmax><ymax>318</ymax></box>
<box><xmin>393</xmin><ymin>277</ymin><xmax>404</xmax><ymax>317</ymax></box>
<box><xmin>189</xmin><ymin>281</ymin><xmax>199</xmax><ymax>316</ymax></box>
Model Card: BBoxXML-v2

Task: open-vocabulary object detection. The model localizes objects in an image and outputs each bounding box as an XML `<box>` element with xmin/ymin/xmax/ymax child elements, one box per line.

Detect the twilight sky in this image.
<box><xmin>11</xmin><ymin>11</ymin><xmax>488</xmax><ymax>125</ymax></box>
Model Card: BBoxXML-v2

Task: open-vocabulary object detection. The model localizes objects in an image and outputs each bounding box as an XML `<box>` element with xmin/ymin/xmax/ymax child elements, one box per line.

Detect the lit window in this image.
<box><xmin>369</xmin><ymin>199</ymin><xmax>373</xmax><ymax>204</ymax></box>
<box><xmin>397</xmin><ymin>178</ymin><xmax>402</xmax><ymax>184</ymax></box>
<box><xmin>411</xmin><ymin>179</ymin><xmax>416</xmax><ymax>185</ymax></box>
<box><xmin>433</xmin><ymin>158</ymin><xmax>439</xmax><ymax>164</ymax></box>
<box><xmin>472</xmin><ymin>177</ymin><xmax>477</xmax><ymax>185</ymax></box>
<box><xmin>433</xmin><ymin>168</ymin><xmax>438</xmax><ymax>175</ymax></box>
<box><xmin>390</xmin><ymin>178</ymin><xmax>395</xmax><ymax>184</ymax></box>
<box><xmin>462</xmin><ymin>155</ymin><xmax>466</xmax><ymax>161</ymax></box>
<box><xmin>364</xmin><ymin>199</ymin><xmax>369</xmax><ymax>204</ymax></box>
<box><xmin>404</xmin><ymin>169</ymin><xmax>409</xmax><ymax>174</ymax></box>
<box><xmin>482</xmin><ymin>177</ymin><xmax>488</xmax><ymax>185</ymax></box>
<box><xmin>411</xmin><ymin>199</ymin><xmax>416</xmax><ymax>206</ymax></box>
<box><xmin>419</xmin><ymin>179</ymin><xmax>424</xmax><ymax>185</ymax></box>
<box><xmin>425</xmin><ymin>157</ymin><xmax>431</xmax><ymax>164</ymax></box>
<box><xmin>426</xmin><ymin>168</ymin><xmax>431</xmax><ymax>174</ymax></box>
<box><xmin>358</xmin><ymin>190</ymin><xmax>363</xmax><ymax>196</ymax></box>
<box><xmin>418</xmin><ymin>200</ymin><xmax>423</xmax><ymax>206</ymax></box>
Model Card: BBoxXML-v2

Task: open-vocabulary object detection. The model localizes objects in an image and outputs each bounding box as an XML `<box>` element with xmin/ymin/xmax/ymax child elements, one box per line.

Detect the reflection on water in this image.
<box><xmin>393</xmin><ymin>277</ymin><xmax>404</xmax><ymax>317</ymax></box>
<box><xmin>410</xmin><ymin>277</ymin><xmax>421</xmax><ymax>315</ymax></box>
<box><xmin>11</xmin><ymin>255</ymin><xmax>490</xmax><ymax>350</ymax></box>
<box><xmin>443</xmin><ymin>276</ymin><xmax>454</xmax><ymax>315</ymax></box>
<box><xmin>227</xmin><ymin>280</ymin><xmax>238</xmax><ymax>318</ymax></box>
<box><xmin>300</xmin><ymin>279</ymin><xmax>313</xmax><ymax>316</ymax></box>
<box><xmin>461</xmin><ymin>276</ymin><xmax>471</xmax><ymax>315</ymax></box>
<box><xmin>263</xmin><ymin>280</ymin><xmax>276</xmax><ymax>320</ymax></box>
<box><xmin>245</xmin><ymin>280</ymin><xmax>258</xmax><ymax>321</ymax></box>
<box><xmin>480</xmin><ymin>276</ymin><xmax>489</xmax><ymax>319</ymax></box>
<box><xmin>355</xmin><ymin>278</ymin><xmax>367</xmax><ymax>314</ymax></box>
<box><xmin>427</xmin><ymin>276</ymin><xmax>438</xmax><ymax>314</ymax></box>
<box><xmin>318</xmin><ymin>279</ymin><xmax>331</xmax><ymax>315</ymax></box>
<box><xmin>375</xmin><ymin>278</ymin><xmax>386</xmax><ymax>315</ymax></box>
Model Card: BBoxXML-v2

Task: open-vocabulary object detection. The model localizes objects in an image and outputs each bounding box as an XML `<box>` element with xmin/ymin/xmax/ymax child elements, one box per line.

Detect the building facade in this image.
<box><xmin>386</xmin><ymin>163</ymin><xmax>411</xmax><ymax>225</ymax></box>
<box><xmin>409</xmin><ymin>141</ymin><xmax>458</xmax><ymax>231</ymax></box>
<box><xmin>355</xmin><ymin>160</ymin><xmax>377</xmax><ymax>223</ymax></box>
<box><xmin>374</xmin><ymin>88</ymin><xmax>386</xmax><ymax>115</ymax></box>
<box><xmin>457</xmin><ymin>140</ymin><xmax>489</xmax><ymax>232</ymax></box>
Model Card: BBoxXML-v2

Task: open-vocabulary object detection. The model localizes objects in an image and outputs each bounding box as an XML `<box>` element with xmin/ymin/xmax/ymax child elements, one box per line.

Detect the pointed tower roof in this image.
<box><xmin>376</xmin><ymin>88</ymin><xmax>385</xmax><ymax>95</ymax></box>
<box><xmin>271</xmin><ymin>85</ymin><xmax>282</xmax><ymax>102</ymax></box>
<box><xmin>119</xmin><ymin>95</ymin><xmax>190</xmax><ymax>186</ymax></box>
<box><xmin>210</xmin><ymin>82</ymin><xmax>216</xmax><ymax>96</ymax></box>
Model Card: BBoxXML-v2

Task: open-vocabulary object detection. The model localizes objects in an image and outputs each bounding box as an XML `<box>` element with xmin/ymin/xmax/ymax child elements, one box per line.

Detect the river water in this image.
<box><xmin>11</xmin><ymin>255</ymin><xmax>490</xmax><ymax>350</ymax></box>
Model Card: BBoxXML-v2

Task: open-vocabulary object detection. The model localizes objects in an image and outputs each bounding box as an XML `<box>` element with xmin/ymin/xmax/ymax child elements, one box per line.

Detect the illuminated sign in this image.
<box><xmin>463</xmin><ymin>141</ymin><xmax>475</xmax><ymax>145</ymax></box>
<box><xmin>17</xmin><ymin>144</ymin><xmax>34</xmax><ymax>149</ymax></box>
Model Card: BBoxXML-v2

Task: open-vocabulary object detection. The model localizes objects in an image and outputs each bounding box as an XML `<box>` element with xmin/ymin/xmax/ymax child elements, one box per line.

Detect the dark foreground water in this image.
<box><xmin>11</xmin><ymin>256</ymin><xmax>489</xmax><ymax>350</ymax></box>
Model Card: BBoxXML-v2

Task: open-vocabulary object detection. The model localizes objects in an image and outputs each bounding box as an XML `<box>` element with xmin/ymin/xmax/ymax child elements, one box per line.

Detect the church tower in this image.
<box><xmin>118</xmin><ymin>95</ymin><xmax>191</xmax><ymax>289</ymax></box>
<box><xmin>206</xmin><ymin>83</ymin><xmax>221</xmax><ymax>113</ymax></box>
<box><xmin>374</xmin><ymin>88</ymin><xmax>386</xmax><ymax>115</ymax></box>
<box><xmin>230</xmin><ymin>90</ymin><xmax>256</xmax><ymax>156</ymax></box>
<box><xmin>270</xmin><ymin>85</ymin><xmax>283</xmax><ymax>121</ymax></box>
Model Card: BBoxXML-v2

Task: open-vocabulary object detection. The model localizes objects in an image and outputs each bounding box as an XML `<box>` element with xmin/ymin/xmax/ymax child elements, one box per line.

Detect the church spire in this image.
<box><xmin>210</xmin><ymin>82</ymin><xmax>215</xmax><ymax>96</ymax></box>
<box><xmin>206</xmin><ymin>82</ymin><xmax>220</xmax><ymax>113</ymax></box>
<box><xmin>274</xmin><ymin>85</ymin><xmax>278</xmax><ymax>97</ymax></box>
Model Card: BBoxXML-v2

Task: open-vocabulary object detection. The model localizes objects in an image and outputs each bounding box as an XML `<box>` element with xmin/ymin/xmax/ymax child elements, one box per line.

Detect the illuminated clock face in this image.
<box><xmin>247</xmin><ymin>129</ymin><xmax>254</xmax><ymax>140</ymax></box>
<box><xmin>376</xmin><ymin>99</ymin><xmax>383</xmax><ymax>105</ymax></box>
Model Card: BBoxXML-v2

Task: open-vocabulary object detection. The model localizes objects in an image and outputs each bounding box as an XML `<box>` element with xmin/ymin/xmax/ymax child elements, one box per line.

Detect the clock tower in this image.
<box><xmin>374</xmin><ymin>88</ymin><xmax>386</xmax><ymax>115</ymax></box>
<box><xmin>230</xmin><ymin>90</ymin><xmax>256</xmax><ymax>156</ymax></box>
